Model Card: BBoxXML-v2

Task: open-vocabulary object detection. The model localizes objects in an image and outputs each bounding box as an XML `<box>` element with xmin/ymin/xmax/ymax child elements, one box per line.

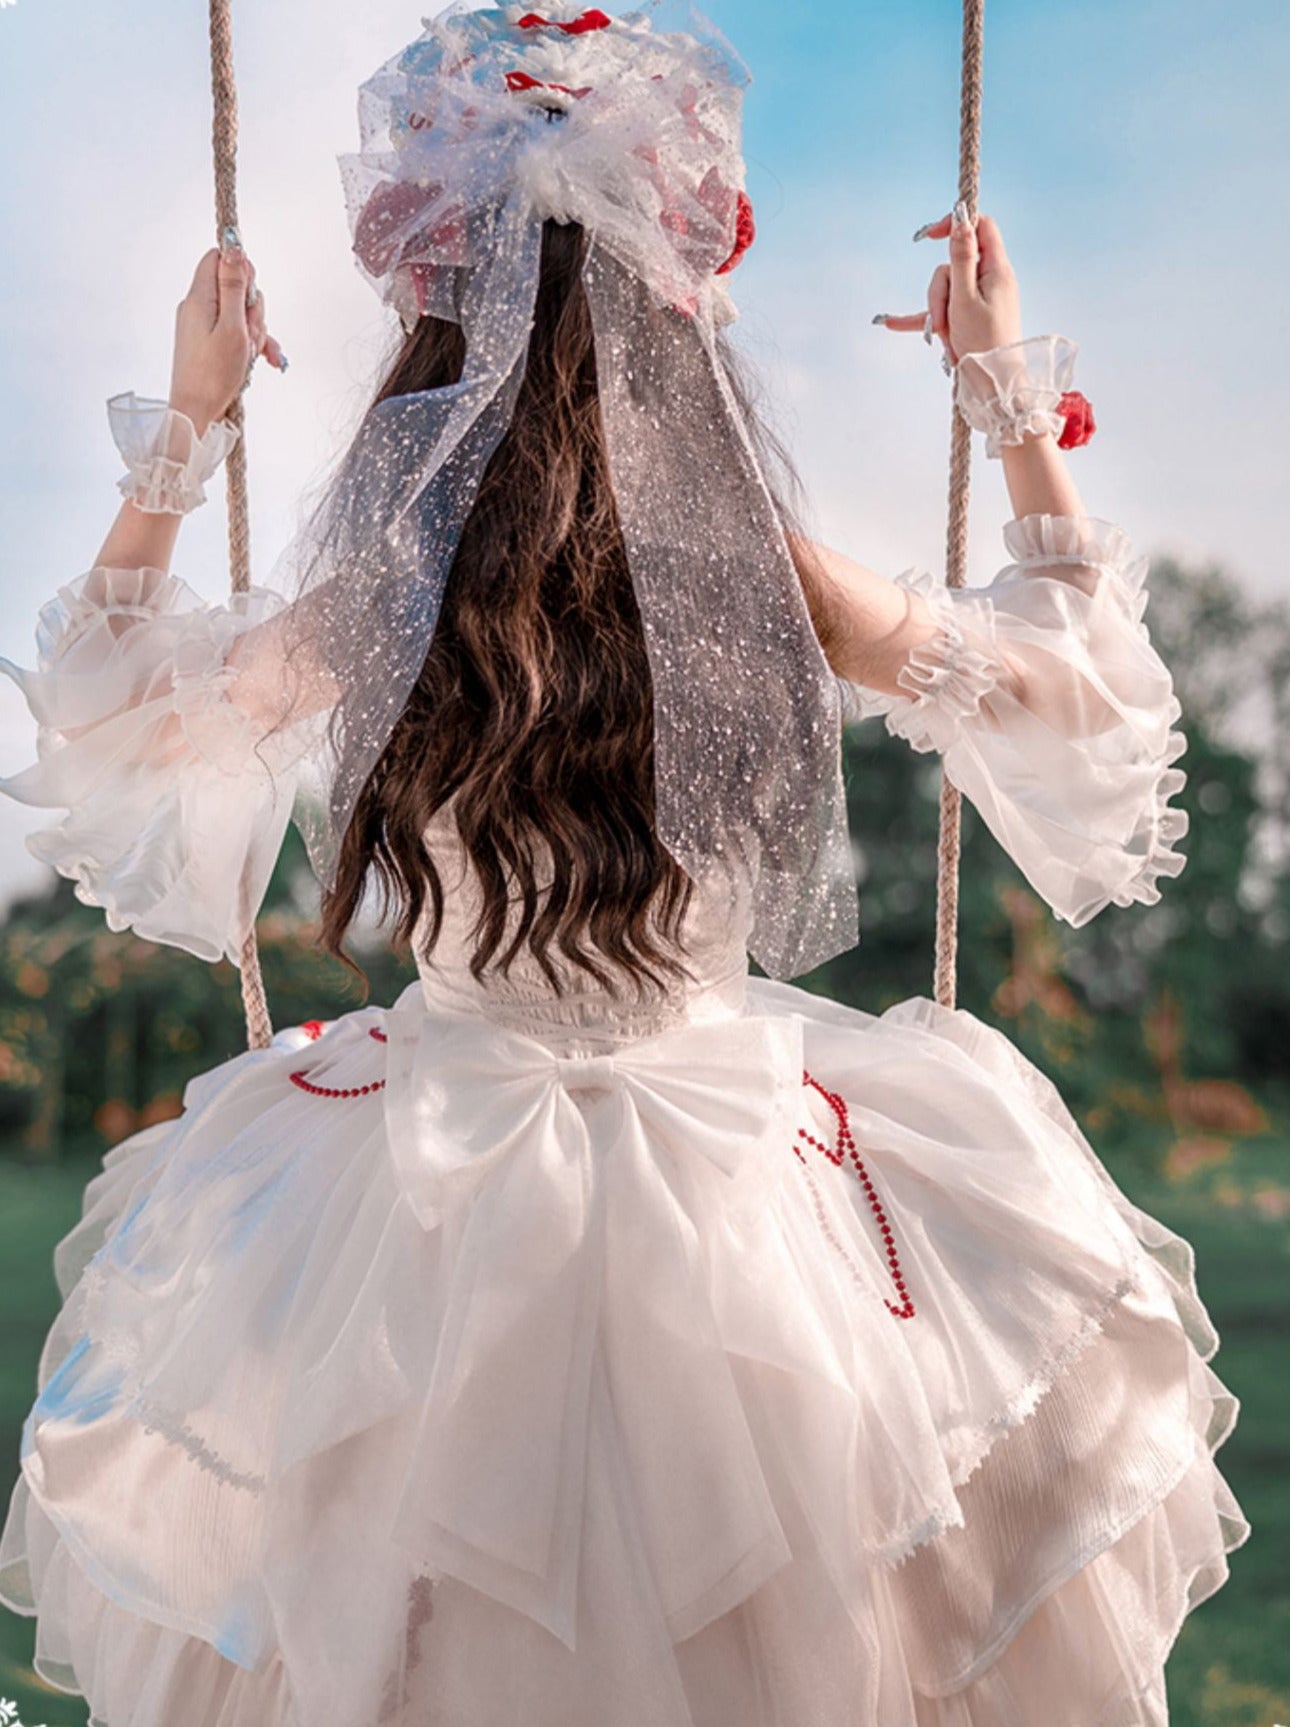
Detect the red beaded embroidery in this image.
<box><xmin>795</xmin><ymin>1071</ymin><xmax>915</xmax><ymax>1320</ymax></box>
<box><xmin>289</xmin><ymin>1024</ymin><xmax>389</xmax><ymax>1099</ymax></box>
<box><xmin>287</xmin><ymin>1032</ymin><xmax>908</xmax><ymax>1319</ymax></box>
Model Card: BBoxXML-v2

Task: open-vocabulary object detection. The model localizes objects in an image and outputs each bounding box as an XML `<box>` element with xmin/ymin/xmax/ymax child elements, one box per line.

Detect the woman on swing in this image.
<box><xmin>0</xmin><ymin>4</ymin><xmax>1246</xmax><ymax>1723</ymax></box>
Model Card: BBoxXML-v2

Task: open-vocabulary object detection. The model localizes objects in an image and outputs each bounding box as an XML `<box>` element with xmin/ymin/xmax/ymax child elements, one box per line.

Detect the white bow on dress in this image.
<box><xmin>377</xmin><ymin>988</ymin><xmax>811</xmax><ymax>1649</ymax></box>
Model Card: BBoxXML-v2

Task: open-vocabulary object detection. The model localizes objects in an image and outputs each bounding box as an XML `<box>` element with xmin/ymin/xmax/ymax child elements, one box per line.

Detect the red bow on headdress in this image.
<box><xmin>505</xmin><ymin>70</ymin><xmax>593</xmax><ymax>98</ymax></box>
<box><xmin>517</xmin><ymin>9</ymin><xmax>613</xmax><ymax>32</ymax></box>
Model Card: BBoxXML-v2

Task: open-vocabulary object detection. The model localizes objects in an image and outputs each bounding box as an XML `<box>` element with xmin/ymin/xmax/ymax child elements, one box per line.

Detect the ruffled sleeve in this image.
<box><xmin>838</xmin><ymin>515</ymin><xmax>1189</xmax><ymax>926</ymax></box>
<box><xmin>0</xmin><ymin>566</ymin><xmax>324</xmax><ymax>966</ymax></box>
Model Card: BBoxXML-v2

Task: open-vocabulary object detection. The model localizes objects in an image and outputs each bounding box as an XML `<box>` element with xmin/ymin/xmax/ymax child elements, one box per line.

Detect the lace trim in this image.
<box><xmin>129</xmin><ymin>1394</ymin><xmax>267</xmax><ymax>1494</ymax></box>
<box><xmin>875</xmin><ymin>1269</ymin><xmax>1142</xmax><ymax>1570</ymax></box>
<box><xmin>78</xmin><ymin>1257</ymin><xmax>267</xmax><ymax>1494</ymax></box>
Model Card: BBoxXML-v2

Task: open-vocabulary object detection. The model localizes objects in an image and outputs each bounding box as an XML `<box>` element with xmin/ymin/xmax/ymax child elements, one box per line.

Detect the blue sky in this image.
<box><xmin>0</xmin><ymin>0</ymin><xmax>1286</xmax><ymax>908</ymax></box>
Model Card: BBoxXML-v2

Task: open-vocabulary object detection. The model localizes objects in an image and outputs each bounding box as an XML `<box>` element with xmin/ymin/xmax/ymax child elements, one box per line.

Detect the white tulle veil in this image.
<box><xmin>267</xmin><ymin>0</ymin><xmax>858</xmax><ymax>980</ymax></box>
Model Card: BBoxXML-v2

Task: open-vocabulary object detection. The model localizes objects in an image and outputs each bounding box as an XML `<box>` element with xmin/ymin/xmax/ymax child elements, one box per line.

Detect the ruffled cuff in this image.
<box><xmin>836</xmin><ymin>569</ymin><xmax>1004</xmax><ymax>757</ymax></box>
<box><xmin>0</xmin><ymin>568</ymin><xmax>315</xmax><ymax>966</ymax></box>
<box><xmin>838</xmin><ymin>514</ymin><xmax>1190</xmax><ymax>925</ymax></box>
<box><xmin>953</xmin><ymin>335</ymin><xmax>1077</xmax><ymax>459</ymax></box>
<box><xmin>108</xmin><ymin>392</ymin><xmax>240</xmax><ymax>515</ymax></box>
<box><xmin>1000</xmin><ymin>511</ymin><xmax>1149</xmax><ymax>620</ymax></box>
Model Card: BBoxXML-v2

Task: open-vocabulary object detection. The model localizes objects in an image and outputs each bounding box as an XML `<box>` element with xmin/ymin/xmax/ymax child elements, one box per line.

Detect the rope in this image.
<box><xmin>932</xmin><ymin>0</ymin><xmax>986</xmax><ymax>1012</ymax></box>
<box><xmin>208</xmin><ymin>0</ymin><xmax>274</xmax><ymax>1051</ymax></box>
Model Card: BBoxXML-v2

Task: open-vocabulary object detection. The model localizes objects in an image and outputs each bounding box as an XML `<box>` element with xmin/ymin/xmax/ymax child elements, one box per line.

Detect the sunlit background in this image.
<box><xmin>0</xmin><ymin>4</ymin><xmax>1288</xmax><ymax>1725</ymax></box>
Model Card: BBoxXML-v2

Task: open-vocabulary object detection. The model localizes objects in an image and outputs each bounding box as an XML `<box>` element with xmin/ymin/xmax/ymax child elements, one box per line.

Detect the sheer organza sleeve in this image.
<box><xmin>837</xmin><ymin>514</ymin><xmax>1189</xmax><ymax>925</ymax></box>
<box><xmin>0</xmin><ymin>566</ymin><xmax>332</xmax><ymax>966</ymax></box>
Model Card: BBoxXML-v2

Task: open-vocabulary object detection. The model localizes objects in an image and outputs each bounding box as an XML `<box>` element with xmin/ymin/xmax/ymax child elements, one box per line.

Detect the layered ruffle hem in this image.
<box><xmin>0</xmin><ymin>968</ymin><xmax>1249</xmax><ymax>1727</ymax></box>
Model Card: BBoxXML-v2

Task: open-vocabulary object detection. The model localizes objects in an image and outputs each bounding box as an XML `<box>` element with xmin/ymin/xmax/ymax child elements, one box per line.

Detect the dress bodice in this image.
<box><xmin>410</xmin><ymin>799</ymin><xmax>752</xmax><ymax>1053</ymax></box>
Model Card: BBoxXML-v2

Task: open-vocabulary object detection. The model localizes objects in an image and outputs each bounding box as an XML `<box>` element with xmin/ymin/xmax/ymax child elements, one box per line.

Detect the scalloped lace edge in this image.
<box><xmin>870</xmin><ymin>1269</ymin><xmax>1141</xmax><ymax>1571</ymax></box>
<box><xmin>75</xmin><ymin>1257</ymin><xmax>267</xmax><ymax>1494</ymax></box>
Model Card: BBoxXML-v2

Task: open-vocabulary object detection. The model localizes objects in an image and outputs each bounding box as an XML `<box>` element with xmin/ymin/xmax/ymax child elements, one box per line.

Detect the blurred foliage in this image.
<box><xmin>0</xmin><ymin>826</ymin><xmax>418</xmax><ymax>1163</ymax></box>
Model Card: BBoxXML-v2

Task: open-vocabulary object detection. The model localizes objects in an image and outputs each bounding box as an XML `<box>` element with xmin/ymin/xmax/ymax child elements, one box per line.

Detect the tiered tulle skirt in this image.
<box><xmin>0</xmin><ymin>975</ymin><xmax>1249</xmax><ymax>1726</ymax></box>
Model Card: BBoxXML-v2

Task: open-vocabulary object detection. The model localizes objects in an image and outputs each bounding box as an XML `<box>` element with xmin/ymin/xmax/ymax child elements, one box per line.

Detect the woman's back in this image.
<box><xmin>413</xmin><ymin>792</ymin><xmax>753</xmax><ymax>1048</ymax></box>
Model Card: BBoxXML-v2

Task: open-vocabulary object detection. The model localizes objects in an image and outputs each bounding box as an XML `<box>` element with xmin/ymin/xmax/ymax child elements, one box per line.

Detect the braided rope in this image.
<box><xmin>209</xmin><ymin>0</ymin><xmax>273</xmax><ymax>1051</ymax></box>
<box><xmin>932</xmin><ymin>0</ymin><xmax>986</xmax><ymax>1012</ymax></box>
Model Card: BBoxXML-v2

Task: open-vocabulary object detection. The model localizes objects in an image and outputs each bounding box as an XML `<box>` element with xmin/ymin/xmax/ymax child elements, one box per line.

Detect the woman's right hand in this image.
<box><xmin>878</xmin><ymin>202</ymin><xmax>1023</xmax><ymax>367</ymax></box>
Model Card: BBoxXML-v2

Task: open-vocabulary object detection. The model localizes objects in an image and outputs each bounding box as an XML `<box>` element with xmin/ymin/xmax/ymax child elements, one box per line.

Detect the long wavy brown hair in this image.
<box><xmin>318</xmin><ymin>217</ymin><xmax>838</xmax><ymax>1001</ymax></box>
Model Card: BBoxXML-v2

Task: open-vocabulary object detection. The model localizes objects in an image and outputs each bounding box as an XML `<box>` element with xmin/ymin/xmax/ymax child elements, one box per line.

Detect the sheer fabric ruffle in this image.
<box><xmin>0</xmin><ymin>566</ymin><xmax>319</xmax><ymax>966</ymax></box>
<box><xmin>0</xmin><ymin>510</ymin><xmax>1188</xmax><ymax>970</ymax></box>
<box><xmin>108</xmin><ymin>394</ymin><xmax>240</xmax><ymax>516</ymax></box>
<box><xmin>0</xmin><ymin>971</ymin><xmax>1247</xmax><ymax>1727</ymax></box>
<box><xmin>952</xmin><ymin>334</ymin><xmax>1077</xmax><ymax>459</ymax></box>
<box><xmin>839</xmin><ymin>513</ymin><xmax>1190</xmax><ymax>926</ymax></box>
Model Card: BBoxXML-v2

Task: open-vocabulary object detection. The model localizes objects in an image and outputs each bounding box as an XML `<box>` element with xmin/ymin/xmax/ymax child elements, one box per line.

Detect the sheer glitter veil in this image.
<box><xmin>264</xmin><ymin>0</ymin><xmax>859</xmax><ymax>980</ymax></box>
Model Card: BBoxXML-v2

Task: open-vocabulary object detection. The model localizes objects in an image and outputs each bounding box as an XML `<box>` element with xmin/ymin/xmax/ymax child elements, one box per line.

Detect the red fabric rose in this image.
<box><xmin>1056</xmin><ymin>389</ymin><xmax>1096</xmax><ymax>449</ymax></box>
<box><xmin>716</xmin><ymin>190</ymin><xmax>756</xmax><ymax>275</ymax></box>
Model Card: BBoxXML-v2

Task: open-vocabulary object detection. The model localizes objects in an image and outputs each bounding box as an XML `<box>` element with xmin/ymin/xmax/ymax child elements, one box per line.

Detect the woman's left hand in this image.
<box><xmin>168</xmin><ymin>237</ymin><xmax>286</xmax><ymax>437</ymax></box>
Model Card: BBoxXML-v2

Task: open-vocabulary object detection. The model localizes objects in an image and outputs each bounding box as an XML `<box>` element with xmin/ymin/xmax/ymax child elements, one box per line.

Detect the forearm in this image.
<box><xmin>997</xmin><ymin>425</ymin><xmax>1086</xmax><ymax>521</ymax></box>
<box><xmin>93</xmin><ymin>497</ymin><xmax>183</xmax><ymax>574</ymax></box>
<box><xmin>794</xmin><ymin>420</ymin><xmax>1096</xmax><ymax>715</ymax></box>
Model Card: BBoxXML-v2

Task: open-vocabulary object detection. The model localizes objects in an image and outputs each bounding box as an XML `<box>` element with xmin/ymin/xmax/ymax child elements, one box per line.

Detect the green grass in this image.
<box><xmin>1118</xmin><ymin>1140</ymin><xmax>1290</xmax><ymax>1727</ymax></box>
<box><xmin>0</xmin><ymin>1131</ymin><xmax>1285</xmax><ymax>1726</ymax></box>
<box><xmin>0</xmin><ymin>1153</ymin><xmax>102</xmax><ymax>1723</ymax></box>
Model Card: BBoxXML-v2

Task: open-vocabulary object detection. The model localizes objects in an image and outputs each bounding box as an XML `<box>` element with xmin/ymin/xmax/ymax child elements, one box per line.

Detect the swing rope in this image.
<box><xmin>933</xmin><ymin>0</ymin><xmax>986</xmax><ymax>1013</ymax></box>
<box><xmin>208</xmin><ymin>0</ymin><xmax>274</xmax><ymax>1051</ymax></box>
<box><xmin>204</xmin><ymin>0</ymin><xmax>985</xmax><ymax>1052</ymax></box>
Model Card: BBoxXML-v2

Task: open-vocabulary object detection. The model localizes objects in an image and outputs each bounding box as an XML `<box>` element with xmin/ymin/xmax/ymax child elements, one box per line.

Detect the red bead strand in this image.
<box><xmin>795</xmin><ymin>1071</ymin><xmax>915</xmax><ymax>1320</ymax></box>
<box><xmin>287</xmin><ymin>1030</ymin><xmax>908</xmax><ymax>1321</ymax></box>
<box><xmin>288</xmin><ymin>1022</ymin><xmax>389</xmax><ymax>1098</ymax></box>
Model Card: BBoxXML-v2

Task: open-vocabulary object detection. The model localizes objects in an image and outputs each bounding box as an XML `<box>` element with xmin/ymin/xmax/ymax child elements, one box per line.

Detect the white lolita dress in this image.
<box><xmin>0</xmin><ymin>384</ymin><xmax>1249</xmax><ymax>1727</ymax></box>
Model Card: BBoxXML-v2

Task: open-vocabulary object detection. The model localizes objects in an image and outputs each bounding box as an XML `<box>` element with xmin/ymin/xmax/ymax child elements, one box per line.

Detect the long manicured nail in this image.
<box><xmin>912</xmin><ymin>219</ymin><xmax>942</xmax><ymax>242</ymax></box>
<box><xmin>951</xmin><ymin>198</ymin><xmax>971</xmax><ymax>228</ymax></box>
<box><xmin>923</xmin><ymin>313</ymin><xmax>934</xmax><ymax>345</ymax></box>
<box><xmin>277</xmin><ymin>351</ymin><xmax>289</xmax><ymax>373</ymax></box>
<box><xmin>221</xmin><ymin>223</ymin><xmax>243</xmax><ymax>254</ymax></box>
<box><xmin>872</xmin><ymin>312</ymin><xmax>890</xmax><ymax>325</ymax></box>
